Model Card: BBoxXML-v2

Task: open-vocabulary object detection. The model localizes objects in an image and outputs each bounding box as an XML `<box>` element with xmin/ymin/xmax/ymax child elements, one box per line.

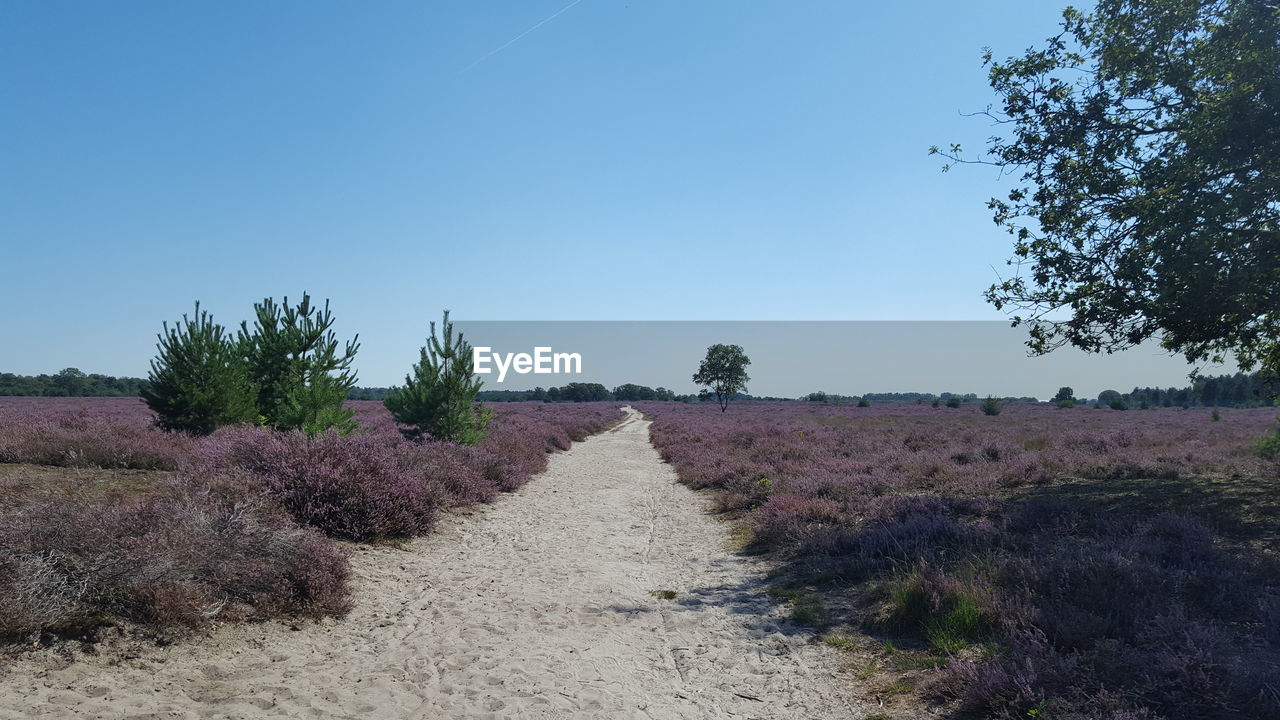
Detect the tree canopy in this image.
<box><xmin>936</xmin><ymin>0</ymin><xmax>1280</xmax><ymax>376</ymax></box>
<box><xmin>693</xmin><ymin>344</ymin><xmax>751</xmax><ymax>412</ymax></box>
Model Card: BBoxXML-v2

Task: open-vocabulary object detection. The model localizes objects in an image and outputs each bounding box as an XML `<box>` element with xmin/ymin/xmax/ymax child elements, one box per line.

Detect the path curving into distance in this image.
<box><xmin>0</xmin><ymin>409</ymin><xmax>862</xmax><ymax>719</ymax></box>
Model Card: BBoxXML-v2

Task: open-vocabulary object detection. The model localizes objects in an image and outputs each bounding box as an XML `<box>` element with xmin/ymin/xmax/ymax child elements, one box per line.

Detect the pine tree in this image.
<box><xmin>385</xmin><ymin>311</ymin><xmax>490</xmax><ymax>443</ymax></box>
<box><xmin>141</xmin><ymin>303</ymin><xmax>256</xmax><ymax>435</ymax></box>
<box><xmin>239</xmin><ymin>294</ymin><xmax>360</xmax><ymax>435</ymax></box>
<box><xmin>981</xmin><ymin>396</ymin><xmax>1002</xmax><ymax>416</ymax></box>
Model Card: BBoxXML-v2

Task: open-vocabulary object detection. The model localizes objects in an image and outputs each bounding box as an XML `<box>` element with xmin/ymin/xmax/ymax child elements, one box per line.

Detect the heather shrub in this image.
<box><xmin>400</xmin><ymin>442</ymin><xmax>499</xmax><ymax>506</ymax></box>
<box><xmin>1262</xmin><ymin>594</ymin><xmax>1280</xmax><ymax>648</ymax></box>
<box><xmin>967</xmin><ymin>510</ymin><xmax>1276</xmax><ymax>718</ymax></box>
<box><xmin>1003</xmin><ymin>497</ymin><xmax>1111</xmax><ymax>537</ymax></box>
<box><xmin>933</xmin><ymin>631</ymin><xmax>1081</xmax><ymax>718</ymax></box>
<box><xmin>782</xmin><ymin>473</ymin><xmax>871</xmax><ymax>502</ymax></box>
<box><xmin>464</xmin><ymin>447</ymin><xmax>531</xmax><ymax>492</ymax></box>
<box><xmin>0</xmin><ymin>412</ymin><xmax>188</xmax><ymax>470</ymax></box>
<box><xmin>0</xmin><ymin>472</ymin><xmax>349</xmax><ymax>641</ymax></box>
<box><xmin>193</xmin><ymin>427</ymin><xmax>440</xmax><ymax>540</ymax></box>
<box><xmin>819</xmin><ymin>501</ymin><xmax>982</xmax><ymax>571</ymax></box>
<box><xmin>0</xmin><ymin>397</ymin><xmax>621</xmax><ymax>650</ymax></box>
<box><xmin>752</xmin><ymin>494</ymin><xmax>844</xmax><ymax>547</ymax></box>
<box><xmin>190</xmin><ymin>402</ymin><xmax>622</xmax><ymax>536</ymax></box>
<box><xmin>472</xmin><ymin>422</ymin><xmax>554</xmax><ymax>484</ymax></box>
<box><xmin>558</xmin><ymin>416</ymin><xmax>604</xmax><ymax>442</ymax></box>
<box><xmin>638</xmin><ymin>401</ymin><xmax>1280</xmax><ymax>720</ymax></box>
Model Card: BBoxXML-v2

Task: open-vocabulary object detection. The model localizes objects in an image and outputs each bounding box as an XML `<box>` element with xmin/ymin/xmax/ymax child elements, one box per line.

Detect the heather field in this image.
<box><xmin>637</xmin><ymin>401</ymin><xmax>1280</xmax><ymax>719</ymax></box>
<box><xmin>5</xmin><ymin>396</ymin><xmax>1280</xmax><ymax>718</ymax></box>
<box><xmin>0</xmin><ymin>397</ymin><xmax>621</xmax><ymax>644</ymax></box>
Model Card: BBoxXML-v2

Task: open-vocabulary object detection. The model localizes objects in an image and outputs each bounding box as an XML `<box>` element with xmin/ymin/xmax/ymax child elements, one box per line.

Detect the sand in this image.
<box><xmin>0</xmin><ymin>409</ymin><xmax>864</xmax><ymax>719</ymax></box>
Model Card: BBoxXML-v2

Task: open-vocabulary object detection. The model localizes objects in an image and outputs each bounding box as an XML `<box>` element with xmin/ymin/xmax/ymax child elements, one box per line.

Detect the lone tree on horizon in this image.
<box><xmin>1053</xmin><ymin>386</ymin><xmax>1076</xmax><ymax>408</ymax></box>
<box><xmin>935</xmin><ymin>0</ymin><xmax>1280</xmax><ymax>380</ymax></box>
<box><xmin>693</xmin><ymin>344</ymin><xmax>751</xmax><ymax>413</ymax></box>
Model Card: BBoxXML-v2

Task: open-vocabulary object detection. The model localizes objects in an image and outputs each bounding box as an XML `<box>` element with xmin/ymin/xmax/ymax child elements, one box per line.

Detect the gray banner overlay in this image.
<box><xmin>451</xmin><ymin>321</ymin><xmax>1231</xmax><ymax>400</ymax></box>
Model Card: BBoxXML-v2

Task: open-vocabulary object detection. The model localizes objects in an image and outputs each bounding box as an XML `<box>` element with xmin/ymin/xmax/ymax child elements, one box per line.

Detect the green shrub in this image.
<box><xmin>385</xmin><ymin>311</ymin><xmax>490</xmax><ymax>444</ymax></box>
<box><xmin>888</xmin><ymin>569</ymin><xmax>990</xmax><ymax>653</ymax></box>
<box><xmin>239</xmin><ymin>294</ymin><xmax>359</xmax><ymax>435</ymax></box>
<box><xmin>141</xmin><ymin>303</ymin><xmax>257</xmax><ymax>435</ymax></box>
<box><xmin>1098</xmin><ymin>389</ymin><xmax>1123</xmax><ymax>406</ymax></box>
<box><xmin>1110</xmin><ymin>397</ymin><xmax>1129</xmax><ymax>411</ymax></box>
<box><xmin>1255</xmin><ymin>419</ymin><xmax>1280</xmax><ymax>459</ymax></box>
<box><xmin>981</xmin><ymin>396</ymin><xmax>1001</xmax><ymax>416</ymax></box>
<box><xmin>945</xmin><ymin>397</ymin><xmax>963</xmax><ymax>409</ymax></box>
<box><xmin>791</xmin><ymin>593</ymin><xmax>825</xmax><ymax>625</ymax></box>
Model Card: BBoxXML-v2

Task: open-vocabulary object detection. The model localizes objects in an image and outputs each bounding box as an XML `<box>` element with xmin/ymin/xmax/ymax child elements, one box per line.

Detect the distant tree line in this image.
<box><xmin>364</xmin><ymin>383</ymin><xmax>680</xmax><ymax>403</ymax></box>
<box><xmin>350</xmin><ymin>383</ymin><xmax>815</xmax><ymax>404</ymax></box>
<box><xmin>1095</xmin><ymin>371</ymin><xmax>1276</xmax><ymax>409</ymax></box>
<box><xmin>28</xmin><ymin>366</ymin><xmax>1266</xmax><ymax>411</ymax></box>
<box><xmin>348</xmin><ymin>386</ymin><xmax>391</xmax><ymax>400</ymax></box>
<box><xmin>0</xmin><ymin>368</ymin><xmax>145</xmax><ymax>397</ymax></box>
<box><xmin>803</xmin><ymin>391</ymin><xmax>1039</xmax><ymax>404</ymax></box>
<box><xmin>529</xmin><ymin>383</ymin><xmax>617</xmax><ymax>402</ymax></box>
<box><xmin>348</xmin><ymin>383</ymin><xmax>674</xmax><ymax>403</ymax></box>
<box><xmin>801</xmin><ymin>372</ymin><xmax>1279</xmax><ymax>409</ymax></box>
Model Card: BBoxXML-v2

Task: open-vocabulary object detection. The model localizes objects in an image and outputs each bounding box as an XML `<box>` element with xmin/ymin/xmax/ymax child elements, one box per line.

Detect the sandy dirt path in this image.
<box><xmin>0</xmin><ymin>409</ymin><xmax>861</xmax><ymax>719</ymax></box>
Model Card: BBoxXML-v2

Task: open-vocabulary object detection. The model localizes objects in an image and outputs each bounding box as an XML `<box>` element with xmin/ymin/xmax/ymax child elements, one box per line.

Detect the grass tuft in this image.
<box><xmin>822</xmin><ymin>632</ymin><xmax>859</xmax><ymax>651</ymax></box>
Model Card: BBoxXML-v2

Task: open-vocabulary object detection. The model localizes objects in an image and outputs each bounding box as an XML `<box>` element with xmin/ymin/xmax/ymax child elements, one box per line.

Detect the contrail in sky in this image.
<box><xmin>460</xmin><ymin>0</ymin><xmax>585</xmax><ymax>73</ymax></box>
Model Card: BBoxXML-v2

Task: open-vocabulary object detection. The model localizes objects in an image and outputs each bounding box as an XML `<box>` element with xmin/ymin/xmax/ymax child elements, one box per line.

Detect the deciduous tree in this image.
<box><xmin>693</xmin><ymin>344</ymin><xmax>751</xmax><ymax>412</ymax></box>
<box><xmin>937</xmin><ymin>0</ymin><xmax>1280</xmax><ymax>376</ymax></box>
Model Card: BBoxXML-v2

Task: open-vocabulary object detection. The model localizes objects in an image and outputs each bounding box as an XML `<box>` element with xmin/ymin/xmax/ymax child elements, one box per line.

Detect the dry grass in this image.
<box><xmin>0</xmin><ymin>463</ymin><xmax>169</xmax><ymax>505</ymax></box>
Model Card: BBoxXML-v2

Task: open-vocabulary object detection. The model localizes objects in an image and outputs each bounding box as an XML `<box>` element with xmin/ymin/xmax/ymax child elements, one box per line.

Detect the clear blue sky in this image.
<box><xmin>2</xmin><ymin>1</ymin><xmax>1087</xmax><ymax>383</ymax></box>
